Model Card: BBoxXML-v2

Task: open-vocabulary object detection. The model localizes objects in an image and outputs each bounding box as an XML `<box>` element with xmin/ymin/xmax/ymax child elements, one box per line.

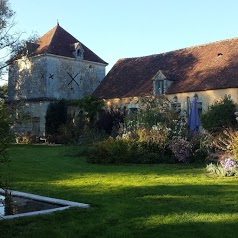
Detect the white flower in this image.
<box><xmin>152</xmin><ymin>125</ymin><xmax>158</xmax><ymax>130</ymax></box>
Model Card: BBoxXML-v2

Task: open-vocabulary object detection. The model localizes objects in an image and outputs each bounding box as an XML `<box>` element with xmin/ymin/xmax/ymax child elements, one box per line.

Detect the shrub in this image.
<box><xmin>189</xmin><ymin>132</ymin><xmax>211</xmax><ymax>162</ymax></box>
<box><xmin>206</xmin><ymin>158</ymin><xmax>238</xmax><ymax>177</ymax></box>
<box><xmin>77</xmin><ymin>127</ymin><xmax>108</xmax><ymax>145</ymax></box>
<box><xmin>122</xmin><ymin>122</ymin><xmax>176</xmax><ymax>163</ymax></box>
<box><xmin>211</xmin><ymin>129</ymin><xmax>238</xmax><ymax>162</ymax></box>
<box><xmin>168</xmin><ymin>136</ymin><xmax>192</xmax><ymax>163</ymax></box>
<box><xmin>135</xmin><ymin>141</ymin><xmax>175</xmax><ymax>164</ymax></box>
<box><xmin>87</xmin><ymin>138</ymin><xmax>131</xmax><ymax>164</ymax></box>
<box><xmin>136</xmin><ymin>125</ymin><xmax>170</xmax><ymax>147</ymax></box>
<box><xmin>201</xmin><ymin>95</ymin><xmax>237</xmax><ymax>134</ymax></box>
<box><xmin>125</xmin><ymin>95</ymin><xmax>182</xmax><ymax>131</ymax></box>
<box><xmin>96</xmin><ymin>108</ymin><xmax>125</xmax><ymax>136</ymax></box>
<box><xmin>87</xmin><ymin>138</ymin><xmax>176</xmax><ymax>165</ymax></box>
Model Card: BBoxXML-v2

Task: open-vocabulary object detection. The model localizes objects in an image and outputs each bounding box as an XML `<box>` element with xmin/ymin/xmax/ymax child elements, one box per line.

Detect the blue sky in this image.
<box><xmin>10</xmin><ymin>0</ymin><xmax>238</xmax><ymax>73</ymax></box>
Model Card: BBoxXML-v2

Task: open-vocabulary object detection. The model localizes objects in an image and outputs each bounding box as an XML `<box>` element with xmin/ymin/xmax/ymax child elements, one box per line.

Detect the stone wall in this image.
<box><xmin>10</xmin><ymin>100</ymin><xmax>50</xmax><ymax>137</ymax></box>
<box><xmin>8</xmin><ymin>54</ymin><xmax>106</xmax><ymax>101</ymax></box>
<box><xmin>103</xmin><ymin>88</ymin><xmax>238</xmax><ymax>116</ymax></box>
<box><xmin>8</xmin><ymin>56</ymin><xmax>47</xmax><ymax>101</ymax></box>
<box><xmin>45</xmin><ymin>54</ymin><xmax>105</xmax><ymax>100</ymax></box>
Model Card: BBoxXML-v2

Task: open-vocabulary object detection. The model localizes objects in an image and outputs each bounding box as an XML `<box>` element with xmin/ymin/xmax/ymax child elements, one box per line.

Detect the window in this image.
<box><xmin>77</xmin><ymin>49</ymin><xmax>82</xmax><ymax>57</ymax></box>
<box><xmin>197</xmin><ymin>102</ymin><xmax>203</xmax><ymax>117</ymax></box>
<box><xmin>171</xmin><ymin>102</ymin><xmax>181</xmax><ymax>113</ymax></box>
<box><xmin>74</xmin><ymin>45</ymin><xmax>84</xmax><ymax>59</ymax></box>
<box><xmin>129</xmin><ymin>107</ymin><xmax>138</xmax><ymax>114</ymax></box>
<box><xmin>32</xmin><ymin>117</ymin><xmax>40</xmax><ymax>134</ymax></box>
<box><xmin>154</xmin><ymin>80</ymin><xmax>165</xmax><ymax>96</ymax></box>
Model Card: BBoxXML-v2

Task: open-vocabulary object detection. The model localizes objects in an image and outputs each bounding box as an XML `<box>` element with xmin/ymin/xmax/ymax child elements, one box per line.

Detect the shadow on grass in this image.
<box><xmin>9</xmin><ymin>181</ymin><xmax>238</xmax><ymax>218</ymax></box>
<box><xmin>140</xmin><ymin>220</ymin><xmax>238</xmax><ymax>238</ymax></box>
<box><xmin>1</xmin><ymin>183</ymin><xmax>238</xmax><ymax>238</ymax></box>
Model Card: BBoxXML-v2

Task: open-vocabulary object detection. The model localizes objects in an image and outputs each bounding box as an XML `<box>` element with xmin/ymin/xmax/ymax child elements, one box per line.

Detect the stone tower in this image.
<box><xmin>8</xmin><ymin>23</ymin><xmax>108</xmax><ymax>137</ymax></box>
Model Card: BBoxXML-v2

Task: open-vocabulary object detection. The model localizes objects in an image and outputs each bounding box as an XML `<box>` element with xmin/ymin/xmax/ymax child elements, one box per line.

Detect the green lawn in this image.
<box><xmin>0</xmin><ymin>145</ymin><xmax>238</xmax><ymax>238</ymax></box>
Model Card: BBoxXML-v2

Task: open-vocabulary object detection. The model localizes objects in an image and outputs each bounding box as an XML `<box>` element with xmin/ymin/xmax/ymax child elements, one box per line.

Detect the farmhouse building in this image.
<box><xmin>8</xmin><ymin>23</ymin><xmax>108</xmax><ymax>136</ymax></box>
<box><xmin>93</xmin><ymin>37</ymin><xmax>238</xmax><ymax>115</ymax></box>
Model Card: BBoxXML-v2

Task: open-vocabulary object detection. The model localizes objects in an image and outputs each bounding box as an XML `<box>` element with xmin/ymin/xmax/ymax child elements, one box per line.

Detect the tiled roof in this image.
<box><xmin>93</xmin><ymin>37</ymin><xmax>238</xmax><ymax>99</ymax></box>
<box><xmin>32</xmin><ymin>24</ymin><xmax>107</xmax><ymax>65</ymax></box>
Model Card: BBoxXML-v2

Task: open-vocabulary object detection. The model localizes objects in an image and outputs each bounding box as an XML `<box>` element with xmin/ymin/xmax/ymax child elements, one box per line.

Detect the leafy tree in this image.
<box><xmin>201</xmin><ymin>95</ymin><xmax>237</xmax><ymax>134</ymax></box>
<box><xmin>0</xmin><ymin>102</ymin><xmax>11</xmax><ymax>188</ymax></box>
<box><xmin>0</xmin><ymin>0</ymin><xmax>39</xmax><ymax>82</ymax></box>
<box><xmin>10</xmin><ymin>33</ymin><xmax>39</xmax><ymax>59</ymax></box>
<box><xmin>45</xmin><ymin>100</ymin><xmax>68</xmax><ymax>140</ymax></box>
<box><xmin>0</xmin><ymin>0</ymin><xmax>38</xmax><ymax>185</ymax></box>
<box><xmin>0</xmin><ymin>0</ymin><xmax>16</xmax><ymax>186</ymax></box>
<box><xmin>0</xmin><ymin>0</ymin><xmax>16</xmax><ymax>79</ymax></box>
<box><xmin>73</xmin><ymin>95</ymin><xmax>104</xmax><ymax>126</ymax></box>
<box><xmin>0</xmin><ymin>83</ymin><xmax>7</xmax><ymax>100</ymax></box>
<box><xmin>0</xmin><ymin>103</ymin><xmax>10</xmax><ymax>160</ymax></box>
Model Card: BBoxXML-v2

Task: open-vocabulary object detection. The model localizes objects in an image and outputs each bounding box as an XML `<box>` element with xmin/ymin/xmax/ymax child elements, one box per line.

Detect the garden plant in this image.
<box><xmin>88</xmin><ymin>95</ymin><xmax>209</xmax><ymax>164</ymax></box>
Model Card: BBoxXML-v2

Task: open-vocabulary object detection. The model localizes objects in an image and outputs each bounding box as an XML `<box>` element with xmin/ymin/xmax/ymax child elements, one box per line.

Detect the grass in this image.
<box><xmin>0</xmin><ymin>144</ymin><xmax>238</xmax><ymax>238</ymax></box>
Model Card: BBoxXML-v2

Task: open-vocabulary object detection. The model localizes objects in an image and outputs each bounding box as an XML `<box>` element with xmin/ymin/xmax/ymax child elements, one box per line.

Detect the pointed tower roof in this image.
<box><xmin>32</xmin><ymin>24</ymin><xmax>107</xmax><ymax>65</ymax></box>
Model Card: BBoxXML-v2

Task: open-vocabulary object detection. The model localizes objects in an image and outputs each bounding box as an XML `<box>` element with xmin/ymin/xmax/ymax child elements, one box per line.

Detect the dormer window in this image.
<box><xmin>152</xmin><ymin>70</ymin><xmax>174</xmax><ymax>96</ymax></box>
<box><xmin>77</xmin><ymin>49</ymin><xmax>82</xmax><ymax>57</ymax></box>
<box><xmin>154</xmin><ymin>79</ymin><xmax>164</xmax><ymax>96</ymax></box>
<box><xmin>70</xmin><ymin>42</ymin><xmax>84</xmax><ymax>60</ymax></box>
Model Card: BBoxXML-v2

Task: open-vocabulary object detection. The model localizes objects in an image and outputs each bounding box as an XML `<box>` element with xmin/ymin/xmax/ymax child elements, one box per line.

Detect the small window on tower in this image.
<box><xmin>77</xmin><ymin>49</ymin><xmax>82</xmax><ymax>57</ymax></box>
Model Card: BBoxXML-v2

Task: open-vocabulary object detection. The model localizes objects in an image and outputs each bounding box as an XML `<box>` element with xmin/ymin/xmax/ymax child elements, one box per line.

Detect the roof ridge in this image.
<box><xmin>44</xmin><ymin>25</ymin><xmax>58</xmax><ymax>53</ymax></box>
<box><xmin>180</xmin><ymin>36</ymin><xmax>238</xmax><ymax>51</ymax></box>
<box><xmin>115</xmin><ymin>36</ymin><xmax>238</xmax><ymax>63</ymax></box>
<box><xmin>32</xmin><ymin>24</ymin><xmax>107</xmax><ymax>64</ymax></box>
<box><xmin>35</xmin><ymin>24</ymin><xmax>58</xmax><ymax>53</ymax></box>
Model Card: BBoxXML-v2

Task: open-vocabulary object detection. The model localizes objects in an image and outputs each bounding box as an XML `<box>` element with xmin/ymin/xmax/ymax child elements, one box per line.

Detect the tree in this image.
<box><xmin>0</xmin><ymin>83</ymin><xmax>7</xmax><ymax>100</ymax></box>
<box><xmin>201</xmin><ymin>95</ymin><xmax>237</xmax><ymax>134</ymax></box>
<box><xmin>0</xmin><ymin>0</ymin><xmax>38</xmax><ymax>186</ymax></box>
<box><xmin>76</xmin><ymin>95</ymin><xmax>104</xmax><ymax>126</ymax></box>
<box><xmin>45</xmin><ymin>100</ymin><xmax>68</xmax><ymax>142</ymax></box>
<box><xmin>0</xmin><ymin>0</ymin><xmax>16</xmax><ymax>80</ymax></box>
<box><xmin>0</xmin><ymin>0</ymin><xmax>38</xmax><ymax>83</ymax></box>
<box><xmin>0</xmin><ymin>0</ymin><xmax>15</xmax><ymax>186</ymax></box>
<box><xmin>0</xmin><ymin>103</ymin><xmax>10</xmax><ymax>159</ymax></box>
<box><xmin>0</xmin><ymin>101</ymin><xmax>11</xmax><ymax>188</ymax></box>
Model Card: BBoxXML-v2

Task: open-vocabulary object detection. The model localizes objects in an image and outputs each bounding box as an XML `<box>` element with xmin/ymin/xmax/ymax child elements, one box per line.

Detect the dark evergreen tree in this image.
<box><xmin>45</xmin><ymin>100</ymin><xmax>68</xmax><ymax>142</ymax></box>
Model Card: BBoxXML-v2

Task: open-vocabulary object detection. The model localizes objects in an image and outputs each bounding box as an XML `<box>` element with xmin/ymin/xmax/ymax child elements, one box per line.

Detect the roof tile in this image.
<box><xmin>33</xmin><ymin>24</ymin><xmax>107</xmax><ymax>65</ymax></box>
<box><xmin>93</xmin><ymin>37</ymin><xmax>238</xmax><ymax>99</ymax></box>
